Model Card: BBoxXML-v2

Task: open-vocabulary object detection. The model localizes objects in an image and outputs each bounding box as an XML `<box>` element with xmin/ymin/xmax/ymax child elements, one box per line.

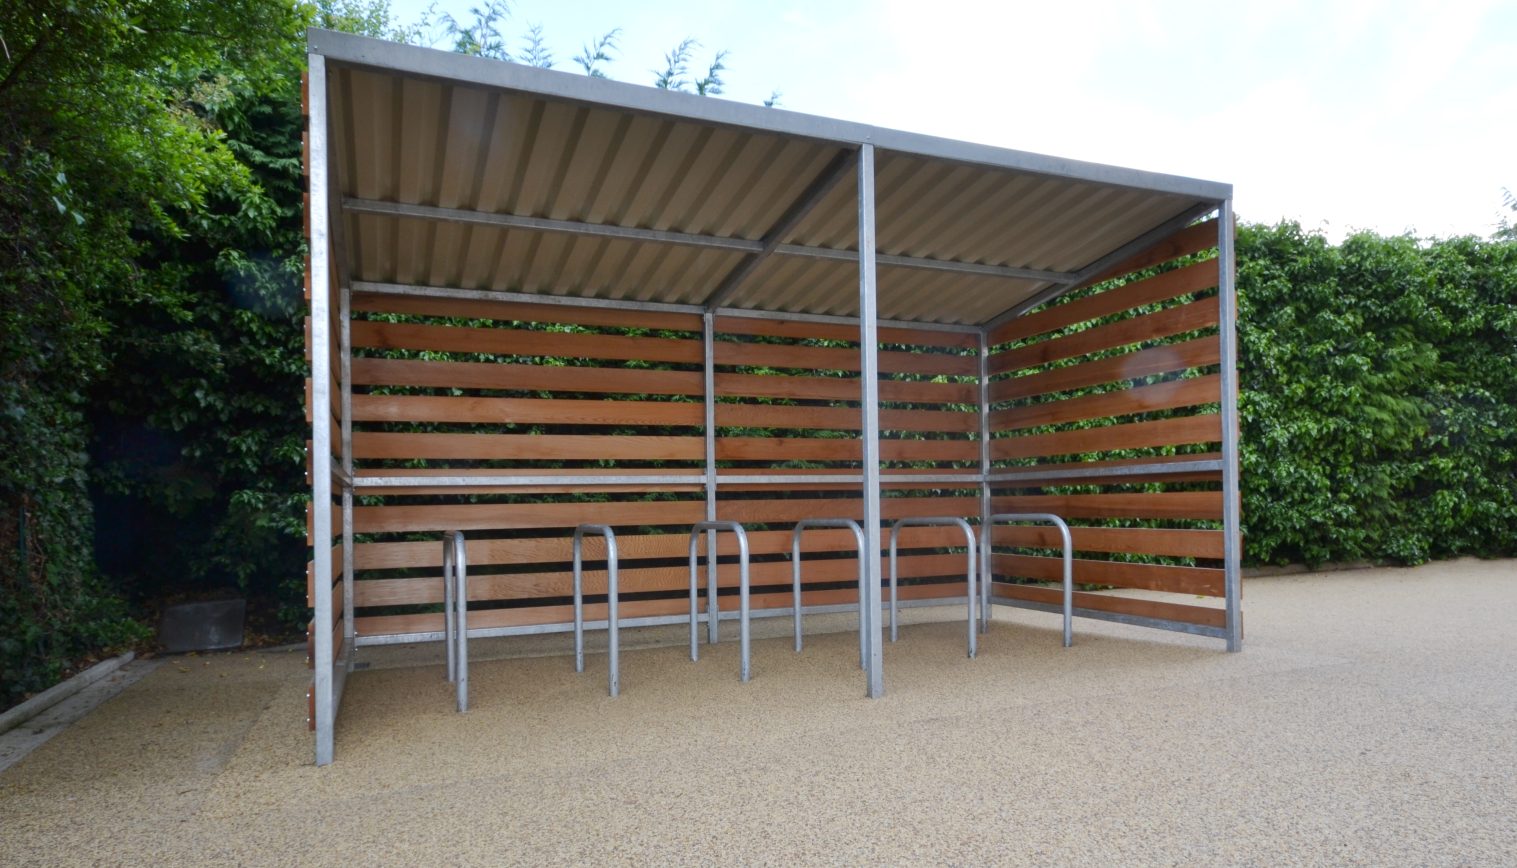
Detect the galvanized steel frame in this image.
<box><xmin>789</xmin><ymin>518</ymin><xmax>869</xmax><ymax>667</ymax></box>
<box><xmin>887</xmin><ymin>516</ymin><xmax>979</xmax><ymax>658</ymax></box>
<box><xmin>982</xmin><ymin>513</ymin><xmax>1074</xmax><ymax>647</ymax></box>
<box><xmin>441</xmin><ymin>530</ymin><xmax>468</xmax><ymax>712</ymax></box>
<box><xmin>305</xmin><ymin>34</ymin><xmax>1245</xmax><ymax>765</ymax></box>
<box><xmin>686</xmin><ymin>521</ymin><xmax>752</xmax><ymax>682</ymax></box>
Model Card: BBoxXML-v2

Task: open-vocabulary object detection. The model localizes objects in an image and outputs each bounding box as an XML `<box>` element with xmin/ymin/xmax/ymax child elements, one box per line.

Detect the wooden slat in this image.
<box><xmin>353</xmin><ymin>467</ymin><xmax>984</xmax><ymax>496</ymax></box>
<box><xmin>715</xmin><ymin>314</ymin><xmax>978</xmax><ymax>349</ymax></box>
<box><xmin>991</xmin><ymin>258</ymin><xmax>1218</xmax><ymax>345</ymax></box>
<box><xmin>351</xmin><ymin>500</ymin><xmax>705</xmax><ymax>533</ymax></box>
<box><xmin>993</xmin><ymin>554</ymin><xmax>1224</xmax><ymax>596</ymax></box>
<box><xmin>991</xmin><ymin>374</ymin><xmax>1221</xmax><ymax>431</ymax></box>
<box><xmin>990</xmin><ymin>299</ymin><xmax>1218</xmax><ymax>376</ymax></box>
<box><xmin>991</xmin><ymin>336</ymin><xmax>1220</xmax><ymax>403</ymax></box>
<box><xmin>351</xmin><ymin>393</ymin><xmax>703</xmax><ymax>426</ymax></box>
<box><xmin>352</xmin><ymin>432</ymin><xmax>704</xmax><ymax>461</ymax></box>
<box><xmin>350</xmin><ymin>291</ymin><xmax>702</xmax><ymax>333</ymax></box>
<box><xmin>716</xmin><ymin>341</ymin><xmax>976</xmax><ymax>377</ymax></box>
<box><xmin>352</xmin><ymin>582</ymin><xmax>966</xmax><ymax>637</ymax></box>
<box><xmin>352</xmin><ymin>524</ymin><xmax>970</xmax><ymax>571</ymax></box>
<box><xmin>1082</xmin><ymin>220</ymin><xmax>1219</xmax><ymax>288</ymax></box>
<box><xmin>718</xmin><ymin>436</ymin><xmax>977</xmax><ymax>462</ymax></box>
<box><xmin>992</xmin><ymin>583</ymin><xmax>1226</xmax><ymax>628</ymax></box>
<box><xmin>351</xmin><ymin>320</ymin><xmax>702</xmax><ymax>364</ymax></box>
<box><xmin>990</xmin><ymin>413</ymin><xmax>1221</xmax><ymax>460</ymax></box>
<box><xmin>352</xmin><ymin>357</ymin><xmax>703</xmax><ymax>395</ymax></box>
<box><xmin>352</xmin><ymin>552</ymin><xmax>968</xmax><ymax>607</ymax></box>
<box><xmin>991</xmin><ymin>525</ymin><xmax>1224</xmax><ymax>559</ymax></box>
<box><xmin>993</xmin><ymin>453</ymin><xmax>1222</xmax><ymax>487</ymax></box>
<box><xmin>347</xmin><ymin>495</ymin><xmax>981</xmax><ymax>534</ymax></box>
<box><xmin>991</xmin><ymin>491</ymin><xmax>1222</xmax><ymax>521</ymax></box>
<box><xmin>717</xmin><ymin>371</ymin><xmax>975</xmax><ymax>405</ymax></box>
<box><xmin>717</xmin><ymin>402</ymin><xmax>975</xmax><ymax>434</ymax></box>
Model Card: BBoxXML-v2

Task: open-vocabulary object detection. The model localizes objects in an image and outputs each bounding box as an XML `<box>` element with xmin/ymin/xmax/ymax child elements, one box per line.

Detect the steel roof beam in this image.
<box><xmin>343</xmin><ymin>197</ymin><xmax>1079</xmax><ymax>285</ymax></box>
<box><xmin>702</xmin><ymin>148</ymin><xmax>859</xmax><ymax>310</ymax></box>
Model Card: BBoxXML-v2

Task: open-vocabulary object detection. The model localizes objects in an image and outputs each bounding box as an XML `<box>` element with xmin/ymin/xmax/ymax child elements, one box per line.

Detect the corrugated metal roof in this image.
<box><xmin>311</xmin><ymin>29</ymin><xmax>1227</xmax><ymax>327</ymax></box>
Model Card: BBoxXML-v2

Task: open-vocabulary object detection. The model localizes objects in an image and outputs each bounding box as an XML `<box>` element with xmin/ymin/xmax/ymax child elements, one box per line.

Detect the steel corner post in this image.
<box><xmin>307</xmin><ymin>53</ymin><xmax>336</xmax><ymax>767</ymax></box>
<box><xmin>1218</xmin><ymin>200</ymin><xmax>1244</xmax><ymax>652</ymax></box>
<box><xmin>858</xmin><ymin>143</ymin><xmax>885</xmax><ymax>699</ymax></box>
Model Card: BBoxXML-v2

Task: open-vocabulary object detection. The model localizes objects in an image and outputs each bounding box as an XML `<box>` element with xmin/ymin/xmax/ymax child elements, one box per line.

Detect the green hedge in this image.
<box><xmin>1237</xmin><ymin>224</ymin><xmax>1517</xmax><ymax>565</ymax></box>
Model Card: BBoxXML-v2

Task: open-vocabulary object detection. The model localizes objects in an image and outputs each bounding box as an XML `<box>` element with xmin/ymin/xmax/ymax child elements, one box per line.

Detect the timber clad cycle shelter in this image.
<box><xmin>302</xmin><ymin>29</ymin><xmax>1243</xmax><ymax>766</ymax></box>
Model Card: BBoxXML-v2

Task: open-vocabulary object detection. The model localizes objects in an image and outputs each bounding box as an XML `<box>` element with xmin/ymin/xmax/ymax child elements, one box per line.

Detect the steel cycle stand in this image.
<box><xmin>572</xmin><ymin>524</ymin><xmax>621</xmax><ymax>698</ymax></box>
<box><xmin>441</xmin><ymin>530</ymin><xmax>468</xmax><ymax>712</ymax></box>
<box><xmin>686</xmin><ymin>521</ymin><xmax>752</xmax><ymax>682</ymax></box>
<box><xmin>887</xmin><ymin>517</ymin><xmax>979</xmax><ymax>659</ymax></box>
<box><xmin>980</xmin><ymin>513</ymin><xmax>1074</xmax><ymax>647</ymax></box>
<box><xmin>789</xmin><ymin>518</ymin><xmax>868</xmax><ymax>668</ymax></box>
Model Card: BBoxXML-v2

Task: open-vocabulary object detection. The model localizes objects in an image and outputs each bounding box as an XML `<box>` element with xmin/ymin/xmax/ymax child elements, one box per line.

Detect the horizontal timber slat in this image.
<box><xmin>351</xmin><ymin>320</ymin><xmax>702</xmax><ymax>364</ymax></box>
<box><xmin>347</xmin><ymin>496</ymin><xmax>981</xmax><ymax>534</ymax></box>
<box><xmin>352</xmin><ymin>393</ymin><xmax>702</xmax><ymax>426</ymax></box>
<box><xmin>352</xmin><ymin>357</ymin><xmax>703</xmax><ymax>395</ymax></box>
<box><xmin>353</xmin><ymin>525</ymin><xmax>972</xmax><ymax>571</ymax></box>
<box><xmin>992</xmin><ymin>583</ymin><xmax>1226</xmax><ymax>629</ymax></box>
<box><xmin>993</xmin><ymin>553</ymin><xmax>1224</xmax><ymax>596</ymax></box>
<box><xmin>354</xmin><ymin>552</ymin><xmax>967</xmax><ymax>606</ymax></box>
<box><xmin>716</xmin><ymin>341</ymin><xmax>976</xmax><ymax>377</ymax></box>
<box><xmin>992</xmin><ymin>258</ymin><xmax>1219</xmax><ymax>345</ymax></box>
<box><xmin>993</xmin><ymin>453</ymin><xmax>1222</xmax><ymax>487</ymax></box>
<box><xmin>990</xmin><ymin>298</ymin><xmax>1218</xmax><ymax>376</ymax></box>
<box><xmin>991</xmin><ymin>525</ymin><xmax>1224</xmax><ymax>559</ymax></box>
<box><xmin>991</xmin><ymin>374</ymin><xmax>1221</xmax><ymax>431</ymax></box>
<box><xmin>353</xmin><ymin>432</ymin><xmax>704</xmax><ymax>461</ymax></box>
<box><xmin>990</xmin><ymin>336</ymin><xmax>1220</xmax><ymax>403</ymax></box>
<box><xmin>991</xmin><ymin>491</ymin><xmax>1223</xmax><ymax>521</ymax></box>
<box><xmin>991</xmin><ymin>413</ymin><xmax>1221</xmax><ymax>460</ymax></box>
<box><xmin>350</xmin><ymin>291</ymin><xmax>702</xmax><ymax>332</ymax></box>
<box><xmin>353</xmin><ymin>582</ymin><xmax>966</xmax><ymax>637</ymax></box>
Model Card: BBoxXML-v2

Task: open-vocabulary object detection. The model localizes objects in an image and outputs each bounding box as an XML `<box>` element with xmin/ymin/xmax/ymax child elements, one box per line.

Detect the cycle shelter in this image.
<box><xmin>301</xmin><ymin>29</ymin><xmax>1243</xmax><ymax>765</ymax></box>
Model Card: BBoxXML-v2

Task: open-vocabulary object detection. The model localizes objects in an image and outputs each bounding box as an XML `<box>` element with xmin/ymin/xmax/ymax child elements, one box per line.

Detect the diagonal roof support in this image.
<box><xmin>979</xmin><ymin>201</ymin><xmax>1220</xmax><ymax>335</ymax></box>
<box><xmin>701</xmin><ymin>148</ymin><xmax>859</xmax><ymax>309</ymax></box>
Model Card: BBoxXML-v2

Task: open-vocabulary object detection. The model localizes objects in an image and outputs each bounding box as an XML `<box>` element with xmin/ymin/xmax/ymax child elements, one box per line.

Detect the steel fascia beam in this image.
<box><xmin>702</xmin><ymin>148</ymin><xmax>860</xmax><ymax>309</ymax></box>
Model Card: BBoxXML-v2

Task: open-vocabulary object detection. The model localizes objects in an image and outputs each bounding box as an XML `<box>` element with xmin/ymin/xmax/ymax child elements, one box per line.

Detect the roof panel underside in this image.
<box><xmin>328</xmin><ymin>60</ymin><xmax>1215</xmax><ymax>325</ymax></box>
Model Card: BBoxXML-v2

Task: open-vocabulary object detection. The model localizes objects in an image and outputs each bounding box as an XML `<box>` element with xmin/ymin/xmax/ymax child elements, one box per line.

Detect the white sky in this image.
<box><xmin>386</xmin><ymin>0</ymin><xmax>1517</xmax><ymax>240</ymax></box>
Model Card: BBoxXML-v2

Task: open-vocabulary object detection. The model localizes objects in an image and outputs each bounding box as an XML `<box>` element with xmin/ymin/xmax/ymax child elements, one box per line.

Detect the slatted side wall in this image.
<box><xmin>985</xmin><ymin>219</ymin><xmax>1233</xmax><ymax>633</ymax></box>
<box><xmin>310</xmin><ymin>293</ymin><xmax>985</xmax><ymax>645</ymax></box>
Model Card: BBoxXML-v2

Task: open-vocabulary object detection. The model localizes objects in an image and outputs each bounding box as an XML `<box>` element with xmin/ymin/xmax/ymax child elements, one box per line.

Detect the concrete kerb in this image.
<box><xmin>0</xmin><ymin>652</ymin><xmax>136</xmax><ymax>736</ymax></box>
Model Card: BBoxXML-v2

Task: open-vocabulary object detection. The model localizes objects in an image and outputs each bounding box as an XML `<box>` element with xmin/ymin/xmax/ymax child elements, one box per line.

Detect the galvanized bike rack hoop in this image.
<box><xmin>790</xmin><ymin>518</ymin><xmax>869</xmax><ymax>669</ymax></box>
<box><xmin>981</xmin><ymin>513</ymin><xmax>1075</xmax><ymax>648</ymax></box>
<box><xmin>572</xmin><ymin>524</ymin><xmax>621</xmax><ymax>697</ymax></box>
<box><xmin>686</xmin><ymin>521</ymin><xmax>752</xmax><ymax>682</ymax></box>
<box><xmin>887</xmin><ymin>517</ymin><xmax>979</xmax><ymax>658</ymax></box>
<box><xmin>441</xmin><ymin>530</ymin><xmax>468</xmax><ymax>712</ymax></box>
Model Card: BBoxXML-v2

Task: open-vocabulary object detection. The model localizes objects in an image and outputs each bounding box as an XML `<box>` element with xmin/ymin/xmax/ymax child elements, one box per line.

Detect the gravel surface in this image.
<box><xmin>1</xmin><ymin>559</ymin><xmax>1512</xmax><ymax>866</ymax></box>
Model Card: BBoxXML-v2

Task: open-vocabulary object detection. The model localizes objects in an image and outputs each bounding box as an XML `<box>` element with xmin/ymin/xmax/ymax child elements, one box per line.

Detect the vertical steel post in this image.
<box><xmin>339</xmin><ymin>285</ymin><xmax>355</xmax><ymax>670</ymax></box>
<box><xmin>978</xmin><ymin>329</ymin><xmax>992</xmax><ymax>634</ymax></box>
<box><xmin>858</xmin><ymin>144</ymin><xmax>885</xmax><ymax>698</ymax></box>
<box><xmin>306</xmin><ymin>53</ymin><xmax>335</xmax><ymax>767</ymax></box>
<box><xmin>1217</xmin><ymin>200</ymin><xmax>1244</xmax><ymax>652</ymax></box>
<box><xmin>702</xmin><ymin>311</ymin><xmax>719</xmax><ymax>644</ymax></box>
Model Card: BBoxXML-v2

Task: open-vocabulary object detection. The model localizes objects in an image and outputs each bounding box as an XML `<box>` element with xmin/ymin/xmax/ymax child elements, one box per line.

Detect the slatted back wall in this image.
<box><xmin>713</xmin><ymin>317</ymin><xmax>982</xmax><ymax>606</ymax></box>
<box><xmin>314</xmin><ymin>294</ymin><xmax>987</xmax><ymax>646</ymax></box>
<box><xmin>985</xmin><ymin>219</ymin><xmax>1232</xmax><ymax>632</ymax></box>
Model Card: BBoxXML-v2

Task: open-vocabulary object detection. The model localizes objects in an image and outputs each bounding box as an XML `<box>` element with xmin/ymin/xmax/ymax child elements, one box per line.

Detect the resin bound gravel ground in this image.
<box><xmin>1</xmin><ymin>559</ymin><xmax>1513</xmax><ymax>866</ymax></box>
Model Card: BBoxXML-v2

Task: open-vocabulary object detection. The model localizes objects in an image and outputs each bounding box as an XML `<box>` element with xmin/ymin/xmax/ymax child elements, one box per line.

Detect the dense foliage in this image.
<box><xmin>1236</xmin><ymin>225</ymin><xmax>1517</xmax><ymax>565</ymax></box>
<box><xmin>1</xmin><ymin>1</ymin><xmax>1512</xmax><ymax>708</ymax></box>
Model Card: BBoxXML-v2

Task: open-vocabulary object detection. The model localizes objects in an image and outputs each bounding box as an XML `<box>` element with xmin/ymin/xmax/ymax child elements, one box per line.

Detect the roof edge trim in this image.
<box><xmin>306</xmin><ymin>28</ymin><xmax>1232</xmax><ymax>201</ymax></box>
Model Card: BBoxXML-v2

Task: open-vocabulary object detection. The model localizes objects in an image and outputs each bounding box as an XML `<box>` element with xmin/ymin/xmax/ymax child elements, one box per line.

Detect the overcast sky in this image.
<box><xmin>385</xmin><ymin>0</ymin><xmax>1517</xmax><ymax>240</ymax></box>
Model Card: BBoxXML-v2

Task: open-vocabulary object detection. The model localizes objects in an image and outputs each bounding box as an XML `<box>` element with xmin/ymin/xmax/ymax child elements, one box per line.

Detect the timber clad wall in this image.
<box><xmin>303</xmin><ymin>217</ymin><xmax>1231</xmax><ymax>663</ymax></box>
<box><xmin>986</xmin><ymin>219</ymin><xmax>1228</xmax><ymax>630</ymax></box>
